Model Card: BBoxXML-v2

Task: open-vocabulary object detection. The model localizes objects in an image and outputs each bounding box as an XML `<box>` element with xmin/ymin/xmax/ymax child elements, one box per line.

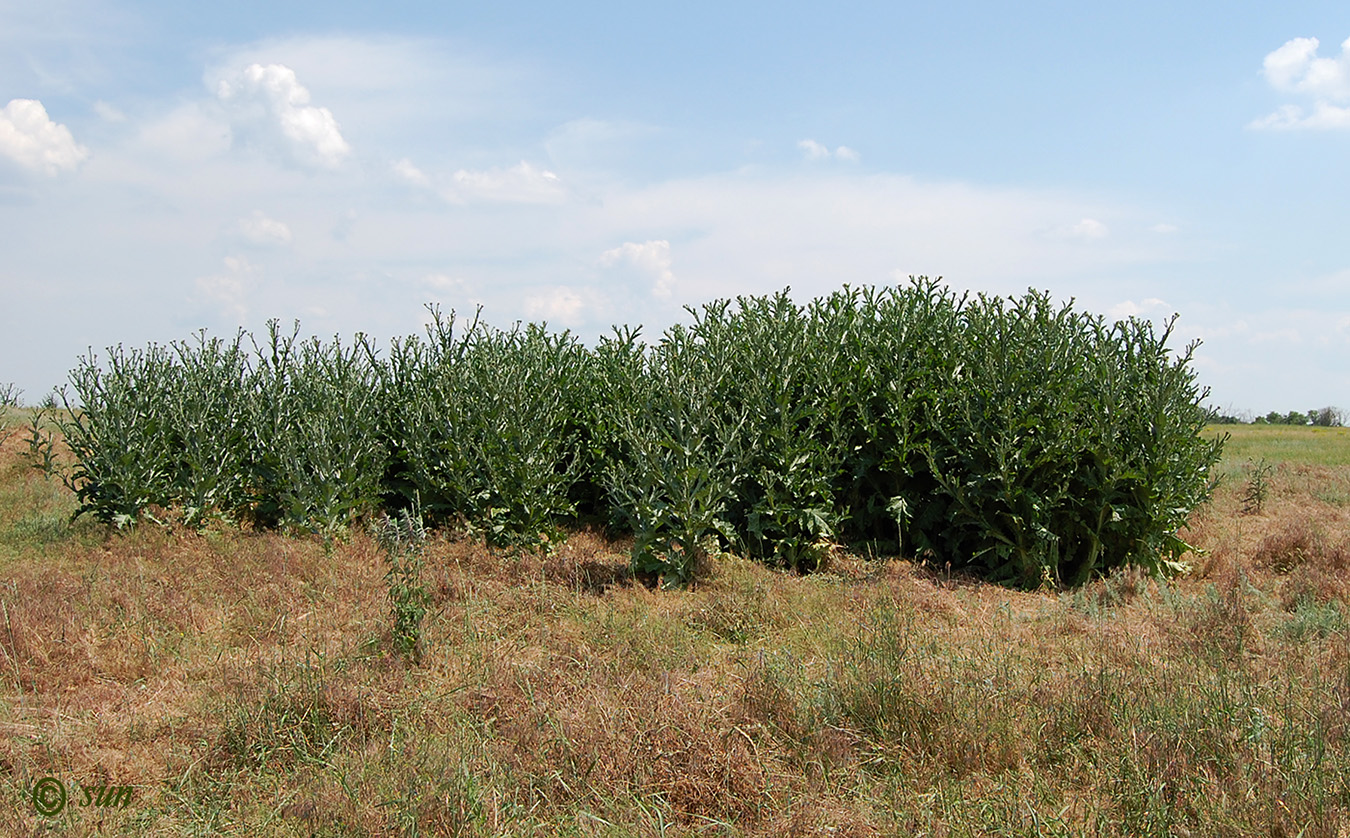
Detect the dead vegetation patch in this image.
<box><xmin>3</xmin><ymin>438</ymin><xmax>1350</xmax><ymax>835</ymax></box>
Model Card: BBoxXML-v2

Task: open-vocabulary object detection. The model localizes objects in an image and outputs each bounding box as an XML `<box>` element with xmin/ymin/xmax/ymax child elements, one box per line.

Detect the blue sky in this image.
<box><xmin>2</xmin><ymin>0</ymin><xmax>1348</xmax><ymax>415</ymax></box>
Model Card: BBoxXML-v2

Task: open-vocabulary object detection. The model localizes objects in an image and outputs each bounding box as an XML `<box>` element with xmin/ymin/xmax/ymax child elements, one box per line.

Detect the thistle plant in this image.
<box><xmin>380</xmin><ymin>307</ymin><xmax>584</xmax><ymax>549</ymax></box>
<box><xmin>23</xmin><ymin>409</ymin><xmax>59</xmax><ymax>479</ymax></box>
<box><xmin>244</xmin><ymin>323</ymin><xmax>387</xmax><ymax>535</ymax></box>
<box><xmin>0</xmin><ymin>382</ymin><xmax>19</xmax><ymax>448</ymax></box>
<box><xmin>600</xmin><ymin>324</ymin><xmax>744</xmax><ymax>586</ymax></box>
<box><xmin>1241</xmin><ymin>458</ymin><xmax>1273</xmax><ymax>515</ymax></box>
<box><xmin>56</xmin><ymin>279</ymin><xmax>1222</xmax><ymax>589</ymax></box>
<box><xmin>374</xmin><ymin>504</ymin><xmax>430</xmax><ymax>663</ymax></box>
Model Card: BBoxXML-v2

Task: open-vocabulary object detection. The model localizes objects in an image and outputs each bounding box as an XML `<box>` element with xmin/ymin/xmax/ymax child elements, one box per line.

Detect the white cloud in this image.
<box><xmin>1249</xmin><ymin>101</ymin><xmax>1350</xmax><ymax>130</ymax></box>
<box><xmin>798</xmin><ymin>139</ymin><xmax>830</xmax><ymax>160</ymax></box>
<box><xmin>216</xmin><ymin>63</ymin><xmax>351</xmax><ymax>168</ymax></box>
<box><xmin>418</xmin><ymin>274</ymin><xmax>479</xmax><ymax>305</ymax></box>
<box><xmin>1248</xmin><ymin>103</ymin><xmax>1301</xmax><ymax>130</ymax></box>
<box><xmin>1252</xmin><ymin>326</ymin><xmax>1306</xmax><ymax>344</ymax></box>
<box><xmin>447</xmin><ymin>160</ymin><xmax>564</xmax><ymax>203</ymax></box>
<box><xmin>1195</xmin><ymin>308</ymin><xmax>1350</xmax><ymax>350</ymax></box>
<box><xmin>1263</xmin><ymin>36</ymin><xmax>1350</xmax><ymax>98</ymax></box>
<box><xmin>798</xmin><ymin>139</ymin><xmax>860</xmax><ymax>162</ymax></box>
<box><xmin>331</xmin><ymin>208</ymin><xmax>358</xmax><ymax>241</ymax></box>
<box><xmin>1109</xmin><ymin>297</ymin><xmax>1170</xmax><ymax>320</ymax></box>
<box><xmin>392</xmin><ymin>157</ymin><xmax>430</xmax><ymax>188</ymax></box>
<box><xmin>0</xmin><ymin>98</ymin><xmax>89</xmax><ymax>175</ymax></box>
<box><xmin>1264</xmin><ymin>37</ymin><xmax>1321</xmax><ymax>91</ymax></box>
<box><xmin>195</xmin><ymin>255</ymin><xmax>258</xmax><ymax>321</ymax></box>
<box><xmin>421</xmin><ymin>273</ymin><xmax>467</xmax><ymax>292</ymax></box>
<box><xmin>214</xmin><ymin>35</ymin><xmax>531</xmax><ymax>139</ymax></box>
<box><xmin>1298</xmin><ymin>267</ymin><xmax>1350</xmax><ymax>295</ymax></box>
<box><xmin>391</xmin><ymin>156</ymin><xmax>563</xmax><ymax>203</ymax></box>
<box><xmin>93</xmin><ymin>101</ymin><xmax>126</xmax><ymax>123</ymax></box>
<box><xmin>600</xmin><ymin>240</ymin><xmax>676</xmax><ymax>298</ymax></box>
<box><xmin>136</xmin><ymin>102</ymin><xmax>232</xmax><ymax>162</ymax></box>
<box><xmin>544</xmin><ymin>117</ymin><xmax>657</xmax><ymax>169</ymax></box>
<box><xmin>523</xmin><ymin>285</ymin><xmax>599</xmax><ymax>326</ymax></box>
<box><xmin>1068</xmin><ymin>218</ymin><xmax>1109</xmax><ymax>239</ymax></box>
<box><xmin>559</xmin><ymin>174</ymin><xmax>1180</xmax><ymax>311</ymax></box>
<box><xmin>1253</xmin><ymin>35</ymin><xmax>1350</xmax><ymax>130</ymax></box>
<box><xmin>236</xmin><ymin>210</ymin><xmax>292</xmax><ymax>246</ymax></box>
<box><xmin>1194</xmin><ymin>319</ymin><xmax>1250</xmax><ymax>341</ymax></box>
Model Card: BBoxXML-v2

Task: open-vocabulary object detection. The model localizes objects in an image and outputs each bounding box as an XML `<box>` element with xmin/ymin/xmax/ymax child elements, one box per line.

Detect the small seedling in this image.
<box><xmin>374</xmin><ymin>503</ymin><xmax>430</xmax><ymax>663</ymax></box>
<box><xmin>0</xmin><ymin>382</ymin><xmax>18</xmax><ymax>447</ymax></box>
<box><xmin>1241</xmin><ymin>458</ymin><xmax>1273</xmax><ymax>515</ymax></box>
<box><xmin>23</xmin><ymin>409</ymin><xmax>60</xmax><ymax>479</ymax></box>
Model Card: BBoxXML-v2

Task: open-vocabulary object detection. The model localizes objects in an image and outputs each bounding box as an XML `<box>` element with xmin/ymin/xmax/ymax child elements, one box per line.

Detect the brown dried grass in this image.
<box><xmin>3</xmin><ymin>440</ymin><xmax>1350</xmax><ymax>835</ymax></box>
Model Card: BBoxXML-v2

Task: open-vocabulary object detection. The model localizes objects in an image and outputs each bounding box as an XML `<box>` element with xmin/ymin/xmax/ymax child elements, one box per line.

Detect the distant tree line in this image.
<box><xmin>1209</xmin><ymin>406</ymin><xmax>1345</xmax><ymax>426</ymax></box>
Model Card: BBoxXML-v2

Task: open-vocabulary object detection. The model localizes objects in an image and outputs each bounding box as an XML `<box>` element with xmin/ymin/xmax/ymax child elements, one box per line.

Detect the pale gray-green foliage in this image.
<box><xmin>58</xmin><ymin>280</ymin><xmax>1222</xmax><ymax>589</ymax></box>
<box><xmin>380</xmin><ymin>307</ymin><xmax>585</xmax><ymax>548</ymax></box>
<box><xmin>243</xmin><ymin>322</ymin><xmax>387</xmax><ymax>534</ymax></box>
<box><xmin>918</xmin><ymin>293</ymin><xmax>1221</xmax><ymax>586</ymax></box>
<box><xmin>374</xmin><ymin>503</ymin><xmax>429</xmax><ymax>662</ymax></box>
<box><xmin>63</xmin><ymin>342</ymin><xmax>185</xmax><ymax>527</ymax></box>
<box><xmin>0</xmin><ymin>383</ymin><xmax>21</xmax><ymax>449</ymax></box>
<box><xmin>22</xmin><ymin>408</ymin><xmax>59</xmax><ymax>477</ymax></box>
<box><xmin>599</xmin><ymin>322</ymin><xmax>746</xmax><ymax>585</ymax></box>
<box><xmin>62</xmin><ymin>324</ymin><xmax>386</xmax><ymax>534</ymax></box>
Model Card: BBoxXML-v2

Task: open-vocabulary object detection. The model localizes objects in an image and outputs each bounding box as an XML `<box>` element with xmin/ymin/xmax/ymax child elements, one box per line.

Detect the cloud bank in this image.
<box><xmin>1252</xmin><ymin>35</ymin><xmax>1350</xmax><ymax>130</ymax></box>
<box><xmin>798</xmin><ymin>139</ymin><xmax>860</xmax><ymax>161</ymax></box>
<box><xmin>600</xmin><ymin>240</ymin><xmax>676</xmax><ymax>299</ymax></box>
<box><xmin>0</xmin><ymin>99</ymin><xmax>89</xmax><ymax>175</ymax></box>
<box><xmin>236</xmin><ymin>210</ymin><xmax>292</xmax><ymax>247</ymax></box>
<box><xmin>216</xmin><ymin>63</ymin><xmax>352</xmax><ymax>168</ymax></box>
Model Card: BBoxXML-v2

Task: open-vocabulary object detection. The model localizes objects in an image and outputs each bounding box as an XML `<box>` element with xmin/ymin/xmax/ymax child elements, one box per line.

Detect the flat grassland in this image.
<box><xmin>2</xmin><ymin>418</ymin><xmax>1349</xmax><ymax>836</ymax></box>
<box><xmin>1217</xmin><ymin>423</ymin><xmax>1350</xmax><ymax>468</ymax></box>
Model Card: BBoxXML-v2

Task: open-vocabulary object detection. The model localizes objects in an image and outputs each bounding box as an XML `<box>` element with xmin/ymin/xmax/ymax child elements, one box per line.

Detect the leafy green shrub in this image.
<box><xmin>0</xmin><ymin>382</ymin><xmax>19</xmax><ymax>447</ymax></box>
<box><xmin>162</xmin><ymin>332</ymin><xmax>254</xmax><ymax>526</ymax></box>
<box><xmin>683</xmin><ymin>293</ymin><xmax>852</xmax><ymax>571</ymax></box>
<box><xmin>242</xmin><ymin>323</ymin><xmax>387</xmax><ymax>535</ymax></box>
<box><xmin>62</xmin><ymin>343</ymin><xmax>185</xmax><ymax>526</ymax></box>
<box><xmin>916</xmin><ymin>293</ymin><xmax>1221</xmax><ymax>586</ymax></box>
<box><xmin>831</xmin><ymin>282</ymin><xmax>964</xmax><ymax>553</ymax></box>
<box><xmin>380</xmin><ymin>308</ymin><xmax>586</xmax><ymax>548</ymax></box>
<box><xmin>600</xmin><ymin>322</ymin><xmax>744</xmax><ymax>585</ymax></box>
<box><xmin>62</xmin><ymin>325</ymin><xmax>386</xmax><ymax>533</ymax></box>
<box><xmin>58</xmin><ymin>279</ymin><xmax>1221</xmax><ymax>588</ymax></box>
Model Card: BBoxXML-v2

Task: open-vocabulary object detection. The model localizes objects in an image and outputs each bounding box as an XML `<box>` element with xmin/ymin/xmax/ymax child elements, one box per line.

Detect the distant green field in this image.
<box><xmin>1205</xmin><ymin>424</ymin><xmax>1350</xmax><ymax>468</ymax></box>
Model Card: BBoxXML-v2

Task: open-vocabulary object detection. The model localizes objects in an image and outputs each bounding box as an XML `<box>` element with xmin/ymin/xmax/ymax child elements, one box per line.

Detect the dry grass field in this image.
<box><xmin>2</xmin><ymin>419</ymin><xmax>1349</xmax><ymax>836</ymax></box>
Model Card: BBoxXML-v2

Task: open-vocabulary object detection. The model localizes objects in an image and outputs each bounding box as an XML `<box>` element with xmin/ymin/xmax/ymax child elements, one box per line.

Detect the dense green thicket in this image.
<box><xmin>378</xmin><ymin>308</ymin><xmax>589</xmax><ymax>545</ymax></box>
<box><xmin>58</xmin><ymin>280</ymin><xmax>1222</xmax><ymax>588</ymax></box>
